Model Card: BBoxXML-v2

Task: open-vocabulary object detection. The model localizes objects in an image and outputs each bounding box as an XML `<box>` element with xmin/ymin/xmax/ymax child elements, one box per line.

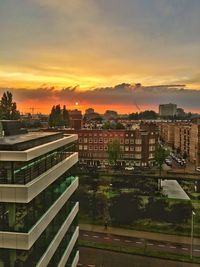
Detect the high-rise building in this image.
<box><xmin>69</xmin><ymin>109</ymin><xmax>82</xmax><ymax>130</ymax></box>
<box><xmin>0</xmin><ymin>121</ymin><xmax>79</xmax><ymax>267</ymax></box>
<box><xmin>159</xmin><ymin>103</ymin><xmax>177</xmax><ymax>117</ymax></box>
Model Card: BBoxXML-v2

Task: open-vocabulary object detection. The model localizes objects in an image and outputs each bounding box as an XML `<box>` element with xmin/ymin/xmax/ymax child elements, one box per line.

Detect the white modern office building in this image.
<box><xmin>0</xmin><ymin>121</ymin><xmax>79</xmax><ymax>267</ymax></box>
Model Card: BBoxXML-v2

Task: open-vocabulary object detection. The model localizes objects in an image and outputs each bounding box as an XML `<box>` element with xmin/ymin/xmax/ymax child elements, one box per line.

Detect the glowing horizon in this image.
<box><xmin>1</xmin><ymin>0</ymin><xmax>200</xmax><ymax>113</ymax></box>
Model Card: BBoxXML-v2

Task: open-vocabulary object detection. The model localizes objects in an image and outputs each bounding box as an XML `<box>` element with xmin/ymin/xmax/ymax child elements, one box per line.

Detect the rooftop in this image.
<box><xmin>0</xmin><ymin>131</ymin><xmax>64</xmax><ymax>151</ymax></box>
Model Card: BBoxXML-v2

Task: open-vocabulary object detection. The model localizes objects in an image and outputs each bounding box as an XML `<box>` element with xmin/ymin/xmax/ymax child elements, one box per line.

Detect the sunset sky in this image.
<box><xmin>1</xmin><ymin>0</ymin><xmax>200</xmax><ymax>114</ymax></box>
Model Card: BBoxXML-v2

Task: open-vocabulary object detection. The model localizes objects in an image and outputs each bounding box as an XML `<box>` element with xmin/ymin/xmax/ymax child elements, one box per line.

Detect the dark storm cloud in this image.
<box><xmin>1</xmin><ymin>84</ymin><xmax>200</xmax><ymax>111</ymax></box>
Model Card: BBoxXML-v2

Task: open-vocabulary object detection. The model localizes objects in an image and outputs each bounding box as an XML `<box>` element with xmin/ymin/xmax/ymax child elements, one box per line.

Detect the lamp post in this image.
<box><xmin>190</xmin><ymin>210</ymin><xmax>196</xmax><ymax>259</ymax></box>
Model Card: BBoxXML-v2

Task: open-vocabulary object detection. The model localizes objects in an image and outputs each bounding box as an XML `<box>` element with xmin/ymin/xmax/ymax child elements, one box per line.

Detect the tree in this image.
<box><xmin>49</xmin><ymin>104</ymin><xmax>68</xmax><ymax>127</ymax></box>
<box><xmin>145</xmin><ymin>197</ymin><xmax>169</xmax><ymax>221</ymax></box>
<box><xmin>0</xmin><ymin>91</ymin><xmax>20</xmax><ymax>120</ymax></box>
<box><xmin>169</xmin><ymin>202</ymin><xmax>192</xmax><ymax>224</ymax></box>
<box><xmin>155</xmin><ymin>146</ymin><xmax>169</xmax><ymax>176</ymax></box>
<box><xmin>109</xmin><ymin>193</ymin><xmax>142</xmax><ymax>225</ymax></box>
<box><xmin>63</xmin><ymin>105</ymin><xmax>69</xmax><ymax>127</ymax></box>
<box><xmin>107</xmin><ymin>139</ymin><xmax>121</xmax><ymax>166</ymax></box>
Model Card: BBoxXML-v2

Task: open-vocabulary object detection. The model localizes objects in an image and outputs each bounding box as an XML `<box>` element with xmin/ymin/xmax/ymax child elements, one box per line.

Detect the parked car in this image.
<box><xmin>125</xmin><ymin>166</ymin><xmax>135</xmax><ymax>171</ymax></box>
<box><xmin>196</xmin><ymin>167</ymin><xmax>200</xmax><ymax>172</ymax></box>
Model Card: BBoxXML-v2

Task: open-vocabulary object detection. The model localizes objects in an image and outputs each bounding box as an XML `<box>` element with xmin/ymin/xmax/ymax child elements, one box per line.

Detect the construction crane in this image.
<box><xmin>29</xmin><ymin>107</ymin><xmax>40</xmax><ymax>115</ymax></box>
<box><xmin>131</xmin><ymin>83</ymin><xmax>141</xmax><ymax>112</ymax></box>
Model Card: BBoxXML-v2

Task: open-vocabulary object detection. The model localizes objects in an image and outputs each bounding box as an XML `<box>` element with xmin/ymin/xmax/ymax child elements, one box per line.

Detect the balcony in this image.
<box><xmin>0</xmin><ymin>176</ymin><xmax>78</xmax><ymax>232</ymax></box>
<box><xmin>0</xmin><ymin>152</ymin><xmax>78</xmax><ymax>203</ymax></box>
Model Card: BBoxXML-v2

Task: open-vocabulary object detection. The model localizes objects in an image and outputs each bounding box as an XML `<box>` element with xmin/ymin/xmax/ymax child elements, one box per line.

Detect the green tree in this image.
<box><xmin>107</xmin><ymin>139</ymin><xmax>121</xmax><ymax>166</ymax></box>
<box><xmin>49</xmin><ymin>104</ymin><xmax>70</xmax><ymax>127</ymax></box>
<box><xmin>0</xmin><ymin>91</ymin><xmax>20</xmax><ymax>120</ymax></box>
<box><xmin>63</xmin><ymin>105</ymin><xmax>69</xmax><ymax>127</ymax></box>
<box><xmin>169</xmin><ymin>202</ymin><xmax>192</xmax><ymax>224</ymax></box>
<box><xmin>145</xmin><ymin>197</ymin><xmax>169</xmax><ymax>221</ymax></box>
<box><xmin>109</xmin><ymin>193</ymin><xmax>142</xmax><ymax>225</ymax></box>
<box><xmin>155</xmin><ymin>146</ymin><xmax>169</xmax><ymax>176</ymax></box>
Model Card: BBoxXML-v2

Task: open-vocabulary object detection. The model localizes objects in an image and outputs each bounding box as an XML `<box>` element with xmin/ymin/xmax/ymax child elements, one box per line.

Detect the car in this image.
<box><xmin>196</xmin><ymin>167</ymin><xmax>200</xmax><ymax>172</ymax></box>
<box><xmin>125</xmin><ymin>166</ymin><xmax>135</xmax><ymax>171</ymax></box>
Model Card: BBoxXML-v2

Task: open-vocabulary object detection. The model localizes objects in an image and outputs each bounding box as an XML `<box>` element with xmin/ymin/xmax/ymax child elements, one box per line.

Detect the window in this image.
<box><xmin>79</xmin><ymin>138</ymin><xmax>82</xmax><ymax>143</ymax></box>
<box><xmin>104</xmin><ymin>138</ymin><xmax>108</xmax><ymax>143</ymax></box>
<box><xmin>149</xmin><ymin>146</ymin><xmax>155</xmax><ymax>151</ymax></box>
<box><xmin>130</xmin><ymin>146</ymin><xmax>134</xmax><ymax>151</ymax></box>
<box><xmin>99</xmin><ymin>138</ymin><xmax>103</xmax><ymax>143</ymax></box>
<box><xmin>89</xmin><ymin>145</ymin><xmax>93</xmax><ymax>150</ymax></box>
<box><xmin>94</xmin><ymin>146</ymin><xmax>98</xmax><ymax>150</ymax></box>
<box><xmin>135</xmin><ymin>147</ymin><xmax>142</xmax><ymax>152</ymax></box>
<box><xmin>99</xmin><ymin>145</ymin><xmax>103</xmax><ymax>150</ymax></box>
<box><xmin>149</xmin><ymin>138</ymin><xmax>155</xmax><ymax>144</ymax></box>
<box><xmin>120</xmin><ymin>146</ymin><xmax>124</xmax><ymax>151</ymax></box>
<box><xmin>135</xmin><ymin>154</ymin><xmax>142</xmax><ymax>159</ymax></box>
<box><xmin>125</xmin><ymin>139</ymin><xmax>129</xmax><ymax>144</ymax></box>
<box><xmin>84</xmin><ymin>145</ymin><xmax>88</xmax><ymax>150</ymax></box>
<box><xmin>135</xmin><ymin>139</ymin><xmax>142</xmax><ymax>145</ymax></box>
<box><xmin>79</xmin><ymin>145</ymin><xmax>83</xmax><ymax>150</ymax></box>
<box><xmin>89</xmin><ymin>138</ymin><xmax>93</xmax><ymax>143</ymax></box>
<box><xmin>120</xmin><ymin>139</ymin><xmax>124</xmax><ymax>144</ymax></box>
<box><xmin>130</xmin><ymin>139</ymin><xmax>134</xmax><ymax>144</ymax></box>
<box><xmin>104</xmin><ymin>146</ymin><xmax>108</xmax><ymax>151</ymax></box>
<box><xmin>149</xmin><ymin>153</ymin><xmax>154</xmax><ymax>159</ymax></box>
<box><xmin>94</xmin><ymin>138</ymin><xmax>98</xmax><ymax>143</ymax></box>
<box><xmin>125</xmin><ymin>146</ymin><xmax>129</xmax><ymax>151</ymax></box>
<box><xmin>83</xmin><ymin>138</ymin><xmax>88</xmax><ymax>143</ymax></box>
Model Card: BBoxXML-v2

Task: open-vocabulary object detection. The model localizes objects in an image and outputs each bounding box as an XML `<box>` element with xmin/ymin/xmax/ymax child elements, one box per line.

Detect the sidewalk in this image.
<box><xmin>80</xmin><ymin>223</ymin><xmax>200</xmax><ymax>245</ymax></box>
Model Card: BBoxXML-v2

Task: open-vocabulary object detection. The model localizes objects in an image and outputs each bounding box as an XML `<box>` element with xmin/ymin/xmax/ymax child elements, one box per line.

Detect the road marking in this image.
<box><xmin>147</xmin><ymin>243</ymin><xmax>154</xmax><ymax>246</ymax></box>
<box><xmin>78</xmin><ymin>264</ymin><xmax>83</xmax><ymax>266</ymax></box>
<box><xmin>125</xmin><ymin>240</ymin><xmax>132</xmax><ymax>243</ymax></box>
<box><xmin>182</xmin><ymin>248</ymin><xmax>188</xmax><ymax>251</ymax></box>
<box><xmin>114</xmin><ymin>238</ymin><xmax>120</xmax><ymax>241</ymax></box>
<box><xmin>169</xmin><ymin>246</ymin><xmax>176</xmax><ymax>249</ymax></box>
<box><xmin>136</xmin><ymin>241</ymin><xmax>142</xmax><ymax>244</ymax></box>
<box><xmin>104</xmin><ymin>237</ymin><xmax>110</xmax><ymax>240</ymax></box>
<box><xmin>158</xmin><ymin>244</ymin><xmax>165</xmax><ymax>247</ymax></box>
<box><xmin>93</xmin><ymin>236</ymin><xmax>99</xmax><ymax>238</ymax></box>
<box><xmin>194</xmin><ymin>249</ymin><xmax>200</xmax><ymax>252</ymax></box>
<box><xmin>83</xmin><ymin>234</ymin><xmax>89</xmax><ymax>237</ymax></box>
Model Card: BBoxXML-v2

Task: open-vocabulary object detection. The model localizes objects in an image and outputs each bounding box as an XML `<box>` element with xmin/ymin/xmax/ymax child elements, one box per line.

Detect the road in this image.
<box><xmin>80</xmin><ymin>230</ymin><xmax>200</xmax><ymax>257</ymax></box>
<box><xmin>79</xmin><ymin>247</ymin><xmax>200</xmax><ymax>267</ymax></box>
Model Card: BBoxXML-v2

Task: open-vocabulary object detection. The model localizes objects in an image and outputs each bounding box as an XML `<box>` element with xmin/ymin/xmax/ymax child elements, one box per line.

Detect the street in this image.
<box><xmin>80</xmin><ymin>230</ymin><xmax>200</xmax><ymax>257</ymax></box>
<box><xmin>79</xmin><ymin>247</ymin><xmax>200</xmax><ymax>267</ymax></box>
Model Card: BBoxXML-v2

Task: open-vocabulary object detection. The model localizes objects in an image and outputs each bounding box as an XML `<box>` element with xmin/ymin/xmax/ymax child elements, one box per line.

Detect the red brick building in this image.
<box><xmin>66</xmin><ymin>123</ymin><xmax>159</xmax><ymax>167</ymax></box>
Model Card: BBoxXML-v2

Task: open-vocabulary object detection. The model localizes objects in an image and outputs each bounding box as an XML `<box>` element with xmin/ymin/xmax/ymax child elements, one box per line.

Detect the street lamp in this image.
<box><xmin>190</xmin><ymin>210</ymin><xmax>196</xmax><ymax>259</ymax></box>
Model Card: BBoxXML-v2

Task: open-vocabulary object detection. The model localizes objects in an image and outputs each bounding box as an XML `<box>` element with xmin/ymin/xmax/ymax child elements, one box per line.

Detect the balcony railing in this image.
<box><xmin>0</xmin><ymin>176</ymin><xmax>77</xmax><ymax>232</ymax></box>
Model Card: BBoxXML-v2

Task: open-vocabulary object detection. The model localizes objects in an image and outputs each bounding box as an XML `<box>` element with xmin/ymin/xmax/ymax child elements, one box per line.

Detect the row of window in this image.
<box><xmin>79</xmin><ymin>145</ymin><xmax>155</xmax><ymax>152</ymax></box>
<box><xmin>79</xmin><ymin>138</ymin><xmax>156</xmax><ymax>144</ymax></box>
<box><xmin>78</xmin><ymin>152</ymin><xmax>155</xmax><ymax>159</ymax></box>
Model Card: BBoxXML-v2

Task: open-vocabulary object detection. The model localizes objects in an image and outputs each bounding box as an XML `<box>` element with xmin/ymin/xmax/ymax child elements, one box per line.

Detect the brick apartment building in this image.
<box><xmin>65</xmin><ymin>123</ymin><xmax>159</xmax><ymax>167</ymax></box>
<box><xmin>158</xmin><ymin>121</ymin><xmax>200</xmax><ymax>166</ymax></box>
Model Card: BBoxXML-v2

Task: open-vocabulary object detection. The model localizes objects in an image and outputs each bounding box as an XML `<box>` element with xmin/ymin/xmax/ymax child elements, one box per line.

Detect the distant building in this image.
<box><xmin>159</xmin><ymin>103</ymin><xmax>177</xmax><ymax>117</ymax></box>
<box><xmin>85</xmin><ymin>108</ymin><xmax>95</xmax><ymax>115</ymax></box>
<box><xmin>176</xmin><ymin>108</ymin><xmax>185</xmax><ymax>117</ymax></box>
<box><xmin>104</xmin><ymin>110</ymin><xmax>118</xmax><ymax>120</ymax></box>
<box><xmin>69</xmin><ymin>109</ymin><xmax>82</xmax><ymax>130</ymax></box>
<box><xmin>65</xmin><ymin>123</ymin><xmax>159</xmax><ymax>167</ymax></box>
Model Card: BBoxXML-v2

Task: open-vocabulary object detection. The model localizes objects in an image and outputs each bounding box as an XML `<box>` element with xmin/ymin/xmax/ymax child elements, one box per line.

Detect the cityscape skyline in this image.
<box><xmin>1</xmin><ymin>0</ymin><xmax>200</xmax><ymax>114</ymax></box>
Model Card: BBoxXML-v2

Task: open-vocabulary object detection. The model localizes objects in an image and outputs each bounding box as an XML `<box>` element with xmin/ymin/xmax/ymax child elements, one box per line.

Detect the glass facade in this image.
<box><xmin>0</xmin><ymin>175</ymin><xmax>77</xmax><ymax>232</ymax></box>
<box><xmin>48</xmin><ymin>227</ymin><xmax>78</xmax><ymax>266</ymax></box>
<box><xmin>0</xmin><ymin>133</ymin><xmax>78</xmax><ymax>267</ymax></box>
<box><xmin>0</xmin><ymin>205</ymin><xmax>78</xmax><ymax>267</ymax></box>
<box><xmin>0</xmin><ymin>143</ymin><xmax>75</xmax><ymax>184</ymax></box>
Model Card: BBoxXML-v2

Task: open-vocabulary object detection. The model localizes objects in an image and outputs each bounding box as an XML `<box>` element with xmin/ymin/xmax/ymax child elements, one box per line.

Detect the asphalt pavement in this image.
<box><xmin>79</xmin><ymin>247</ymin><xmax>200</xmax><ymax>267</ymax></box>
<box><xmin>80</xmin><ymin>230</ymin><xmax>200</xmax><ymax>257</ymax></box>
